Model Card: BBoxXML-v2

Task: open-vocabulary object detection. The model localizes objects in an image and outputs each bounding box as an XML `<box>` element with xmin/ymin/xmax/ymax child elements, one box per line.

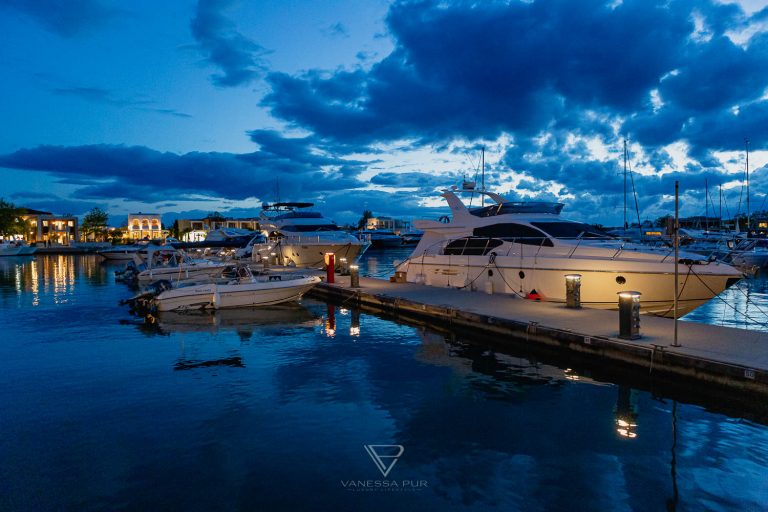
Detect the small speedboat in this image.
<box><xmin>150</xmin><ymin>266</ymin><xmax>321</xmax><ymax>312</ymax></box>
<box><xmin>134</xmin><ymin>247</ymin><xmax>229</xmax><ymax>282</ymax></box>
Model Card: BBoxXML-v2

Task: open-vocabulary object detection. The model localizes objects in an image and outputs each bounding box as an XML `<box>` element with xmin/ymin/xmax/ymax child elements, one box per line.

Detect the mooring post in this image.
<box><xmin>618</xmin><ymin>291</ymin><xmax>641</xmax><ymax>340</ymax></box>
<box><xmin>326</xmin><ymin>253</ymin><xmax>335</xmax><ymax>284</ymax></box>
<box><xmin>350</xmin><ymin>264</ymin><xmax>360</xmax><ymax>288</ymax></box>
<box><xmin>565</xmin><ymin>274</ymin><xmax>581</xmax><ymax>308</ymax></box>
<box><xmin>338</xmin><ymin>257</ymin><xmax>347</xmax><ymax>275</ymax></box>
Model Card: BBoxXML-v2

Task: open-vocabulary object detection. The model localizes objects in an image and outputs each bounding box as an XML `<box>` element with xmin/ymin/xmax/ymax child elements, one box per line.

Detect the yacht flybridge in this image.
<box><xmin>257</xmin><ymin>202</ymin><xmax>368</xmax><ymax>268</ymax></box>
<box><xmin>395</xmin><ymin>186</ymin><xmax>742</xmax><ymax>317</ymax></box>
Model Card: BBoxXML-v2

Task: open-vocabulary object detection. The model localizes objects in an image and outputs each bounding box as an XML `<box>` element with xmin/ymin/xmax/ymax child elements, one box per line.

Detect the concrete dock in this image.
<box><xmin>308</xmin><ymin>275</ymin><xmax>768</xmax><ymax>396</ymax></box>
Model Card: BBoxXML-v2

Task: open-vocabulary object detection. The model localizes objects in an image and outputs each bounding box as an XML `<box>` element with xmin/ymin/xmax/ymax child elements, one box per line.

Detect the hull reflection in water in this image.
<box><xmin>148</xmin><ymin>303</ymin><xmax>322</xmax><ymax>335</ymax></box>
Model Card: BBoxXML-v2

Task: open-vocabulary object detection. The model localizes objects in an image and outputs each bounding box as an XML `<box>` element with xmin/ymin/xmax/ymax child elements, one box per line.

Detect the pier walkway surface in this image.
<box><xmin>308</xmin><ymin>275</ymin><xmax>768</xmax><ymax>396</ymax></box>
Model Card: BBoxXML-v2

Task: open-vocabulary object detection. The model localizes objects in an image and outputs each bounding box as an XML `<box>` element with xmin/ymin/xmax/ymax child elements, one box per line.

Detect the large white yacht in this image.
<box><xmin>395</xmin><ymin>187</ymin><xmax>742</xmax><ymax>317</ymax></box>
<box><xmin>257</xmin><ymin>202</ymin><xmax>368</xmax><ymax>268</ymax></box>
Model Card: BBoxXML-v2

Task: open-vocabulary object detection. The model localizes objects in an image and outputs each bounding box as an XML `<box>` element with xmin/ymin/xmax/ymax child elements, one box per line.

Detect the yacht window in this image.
<box><xmin>472</xmin><ymin>223</ymin><xmax>553</xmax><ymax>246</ymax></box>
<box><xmin>280</xmin><ymin>224</ymin><xmax>338</xmax><ymax>232</ymax></box>
<box><xmin>531</xmin><ymin>222</ymin><xmax>613</xmax><ymax>240</ymax></box>
<box><xmin>443</xmin><ymin>237</ymin><xmax>504</xmax><ymax>256</ymax></box>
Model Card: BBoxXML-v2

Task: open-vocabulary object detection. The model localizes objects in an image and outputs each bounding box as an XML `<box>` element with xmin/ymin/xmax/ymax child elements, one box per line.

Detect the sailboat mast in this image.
<box><xmin>623</xmin><ymin>139</ymin><xmax>628</xmax><ymax>230</ymax></box>
<box><xmin>746</xmin><ymin>138</ymin><xmax>750</xmax><ymax>230</ymax></box>
<box><xmin>705</xmin><ymin>179</ymin><xmax>709</xmax><ymax>231</ymax></box>
<box><xmin>719</xmin><ymin>184</ymin><xmax>722</xmax><ymax>230</ymax></box>
<box><xmin>481</xmin><ymin>146</ymin><xmax>485</xmax><ymax>208</ymax></box>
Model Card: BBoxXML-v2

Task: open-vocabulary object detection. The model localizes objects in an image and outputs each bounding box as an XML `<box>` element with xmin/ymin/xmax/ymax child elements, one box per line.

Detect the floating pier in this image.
<box><xmin>308</xmin><ymin>275</ymin><xmax>768</xmax><ymax>396</ymax></box>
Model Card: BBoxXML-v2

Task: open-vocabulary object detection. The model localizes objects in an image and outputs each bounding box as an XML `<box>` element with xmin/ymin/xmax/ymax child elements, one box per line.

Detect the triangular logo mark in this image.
<box><xmin>364</xmin><ymin>444</ymin><xmax>404</xmax><ymax>478</ymax></box>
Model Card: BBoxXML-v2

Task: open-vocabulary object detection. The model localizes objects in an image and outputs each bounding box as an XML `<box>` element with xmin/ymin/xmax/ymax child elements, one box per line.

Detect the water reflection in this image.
<box><xmin>147</xmin><ymin>304</ymin><xmax>321</xmax><ymax>338</ymax></box>
<box><xmin>0</xmin><ymin>255</ymin><xmax>108</xmax><ymax>306</ymax></box>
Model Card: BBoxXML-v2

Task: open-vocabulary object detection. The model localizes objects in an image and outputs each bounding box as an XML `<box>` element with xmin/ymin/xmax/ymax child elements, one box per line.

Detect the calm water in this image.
<box><xmin>0</xmin><ymin>254</ymin><xmax>767</xmax><ymax>511</ymax></box>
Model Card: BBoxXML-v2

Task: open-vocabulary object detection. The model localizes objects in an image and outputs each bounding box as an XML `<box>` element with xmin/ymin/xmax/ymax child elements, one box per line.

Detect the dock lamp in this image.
<box><xmin>349</xmin><ymin>265</ymin><xmax>360</xmax><ymax>288</ymax></box>
<box><xmin>617</xmin><ymin>291</ymin><xmax>642</xmax><ymax>340</ymax></box>
<box><xmin>270</xmin><ymin>252</ymin><xmax>278</xmax><ymax>266</ymax></box>
<box><xmin>339</xmin><ymin>257</ymin><xmax>348</xmax><ymax>275</ymax></box>
<box><xmin>565</xmin><ymin>274</ymin><xmax>581</xmax><ymax>309</ymax></box>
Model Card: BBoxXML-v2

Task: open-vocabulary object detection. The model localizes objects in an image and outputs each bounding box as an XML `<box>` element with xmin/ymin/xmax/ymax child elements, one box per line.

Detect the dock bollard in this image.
<box><xmin>565</xmin><ymin>274</ymin><xmax>581</xmax><ymax>308</ymax></box>
<box><xmin>617</xmin><ymin>291</ymin><xmax>641</xmax><ymax>340</ymax></box>
<box><xmin>338</xmin><ymin>257</ymin><xmax>347</xmax><ymax>275</ymax></box>
<box><xmin>270</xmin><ymin>252</ymin><xmax>278</xmax><ymax>266</ymax></box>
<box><xmin>326</xmin><ymin>253</ymin><xmax>335</xmax><ymax>284</ymax></box>
<box><xmin>350</xmin><ymin>264</ymin><xmax>360</xmax><ymax>288</ymax></box>
<box><xmin>262</xmin><ymin>253</ymin><xmax>269</xmax><ymax>268</ymax></box>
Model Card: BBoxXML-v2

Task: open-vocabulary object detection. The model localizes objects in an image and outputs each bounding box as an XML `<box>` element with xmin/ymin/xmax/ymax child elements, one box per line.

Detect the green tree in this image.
<box><xmin>107</xmin><ymin>227</ymin><xmax>126</xmax><ymax>244</ymax></box>
<box><xmin>0</xmin><ymin>199</ymin><xmax>27</xmax><ymax>237</ymax></box>
<box><xmin>357</xmin><ymin>210</ymin><xmax>373</xmax><ymax>230</ymax></box>
<box><xmin>81</xmin><ymin>207</ymin><xmax>109</xmax><ymax>241</ymax></box>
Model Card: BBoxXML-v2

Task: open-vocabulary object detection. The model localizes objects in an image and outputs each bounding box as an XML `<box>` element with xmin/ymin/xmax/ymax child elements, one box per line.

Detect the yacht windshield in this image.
<box><xmin>531</xmin><ymin>222</ymin><xmax>614</xmax><ymax>240</ymax></box>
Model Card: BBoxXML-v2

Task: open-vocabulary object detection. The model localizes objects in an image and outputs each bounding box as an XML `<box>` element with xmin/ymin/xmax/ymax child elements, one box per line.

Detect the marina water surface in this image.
<box><xmin>1</xmin><ymin>254</ymin><xmax>767</xmax><ymax>511</ymax></box>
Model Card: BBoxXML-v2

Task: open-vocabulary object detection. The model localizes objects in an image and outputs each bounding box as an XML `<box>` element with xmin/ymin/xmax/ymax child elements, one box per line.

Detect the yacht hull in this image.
<box><xmin>99</xmin><ymin>250</ymin><xmax>140</xmax><ymax>261</ymax></box>
<box><xmin>153</xmin><ymin>276</ymin><xmax>320</xmax><ymax>312</ymax></box>
<box><xmin>256</xmin><ymin>241</ymin><xmax>366</xmax><ymax>268</ymax></box>
<box><xmin>399</xmin><ymin>255</ymin><xmax>740</xmax><ymax>317</ymax></box>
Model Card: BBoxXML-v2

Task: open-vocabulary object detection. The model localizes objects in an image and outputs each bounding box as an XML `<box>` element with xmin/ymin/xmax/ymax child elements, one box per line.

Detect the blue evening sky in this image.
<box><xmin>0</xmin><ymin>0</ymin><xmax>767</xmax><ymax>227</ymax></box>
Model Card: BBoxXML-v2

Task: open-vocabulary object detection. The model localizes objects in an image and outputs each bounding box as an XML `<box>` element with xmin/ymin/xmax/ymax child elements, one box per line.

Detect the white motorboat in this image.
<box><xmin>258</xmin><ymin>202</ymin><xmax>368</xmax><ymax>267</ymax></box>
<box><xmin>358</xmin><ymin>229</ymin><xmax>403</xmax><ymax>249</ymax></box>
<box><xmin>395</xmin><ymin>186</ymin><xmax>743</xmax><ymax>317</ymax></box>
<box><xmin>0</xmin><ymin>240</ymin><xmax>35</xmax><ymax>256</ymax></box>
<box><xmin>729</xmin><ymin>239</ymin><xmax>768</xmax><ymax>271</ymax></box>
<box><xmin>134</xmin><ymin>247</ymin><xmax>230</xmax><ymax>282</ymax></box>
<box><xmin>98</xmin><ymin>245</ymin><xmax>143</xmax><ymax>261</ymax></box>
<box><xmin>150</xmin><ymin>266</ymin><xmax>321</xmax><ymax>312</ymax></box>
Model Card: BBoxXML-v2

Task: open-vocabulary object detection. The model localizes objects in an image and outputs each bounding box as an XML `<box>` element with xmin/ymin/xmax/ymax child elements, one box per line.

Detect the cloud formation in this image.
<box><xmin>256</xmin><ymin>0</ymin><xmax>768</xmax><ymax>222</ymax></box>
<box><xmin>0</xmin><ymin>140</ymin><xmax>367</xmax><ymax>205</ymax></box>
<box><xmin>191</xmin><ymin>0</ymin><xmax>268</xmax><ymax>87</ymax></box>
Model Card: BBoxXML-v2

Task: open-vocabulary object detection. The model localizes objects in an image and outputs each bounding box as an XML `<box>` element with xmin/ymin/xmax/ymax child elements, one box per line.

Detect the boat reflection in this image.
<box><xmin>173</xmin><ymin>356</ymin><xmax>245</xmax><ymax>371</ymax></box>
<box><xmin>144</xmin><ymin>303</ymin><xmax>322</xmax><ymax>338</ymax></box>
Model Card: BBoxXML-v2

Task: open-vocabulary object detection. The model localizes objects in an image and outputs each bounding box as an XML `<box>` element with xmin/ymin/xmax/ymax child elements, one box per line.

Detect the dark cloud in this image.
<box><xmin>0</xmin><ymin>141</ymin><xmax>367</xmax><ymax>204</ymax></box>
<box><xmin>261</xmin><ymin>0</ymin><xmax>714</xmax><ymax>145</ymax></box>
<box><xmin>0</xmin><ymin>0</ymin><xmax>117</xmax><ymax>37</ymax></box>
<box><xmin>256</xmin><ymin>0</ymin><xmax>768</xmax><ymax>224</ymax></box>
<box><xmin>191</xmin><ymin>0</ymin><xmax>268</xmax><ymax>87</ymax></box>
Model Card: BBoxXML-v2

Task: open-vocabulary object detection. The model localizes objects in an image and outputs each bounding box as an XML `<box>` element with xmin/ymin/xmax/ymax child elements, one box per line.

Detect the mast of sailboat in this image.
<box><xmin>719</xmin><ymin>184</ymin><xmax>723</xmax><ymax>230</ymax></box>
<box><xmin>746</xmin><ymin>138</ymin><xmax>750</xmax><ymax>230</ymax></box>
<box><xmin>623</xmin><ymin>139</ymin><xmax>628</xmax><ymax>230</ymax></box>
<box><xmin>705</xmin><ymin>179</ymin><xmax>709</xmax><ymax>232</ymax></box>
<box><xmin>481</xmin><ymin>146</ymin><xmax>485</xmax><ymax>208</ymax></box>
